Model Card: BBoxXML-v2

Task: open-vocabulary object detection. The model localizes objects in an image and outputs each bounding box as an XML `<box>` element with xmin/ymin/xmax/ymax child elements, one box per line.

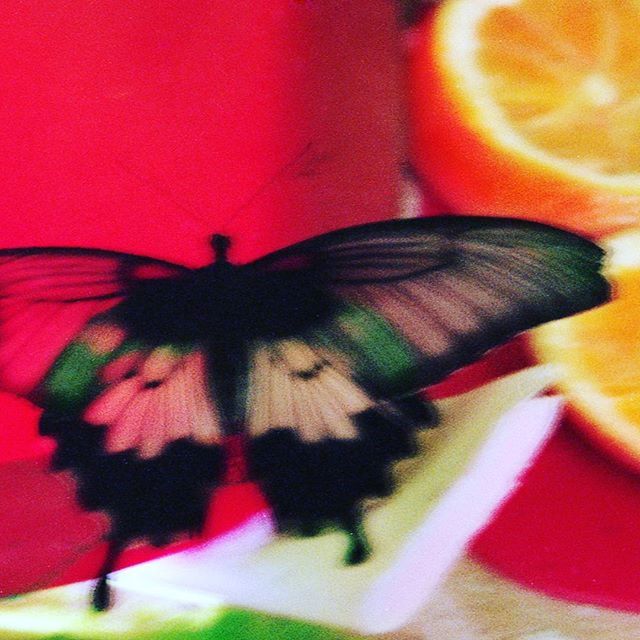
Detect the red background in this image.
<box><xmin>0</xmin><ymin>0</ymin><xmax>402</xmax><ymax>595</ymax></box>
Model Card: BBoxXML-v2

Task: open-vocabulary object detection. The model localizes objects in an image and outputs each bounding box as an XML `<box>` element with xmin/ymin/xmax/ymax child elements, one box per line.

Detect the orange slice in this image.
<box><xmin>410</xmin><ymin>0</ymin><xmax>640</xmax><ymax>237</ymax></box>
<box><xmin>532</xmin><ymin>228</ymin><xmax>640</xmax><ymax>469</ymax></box>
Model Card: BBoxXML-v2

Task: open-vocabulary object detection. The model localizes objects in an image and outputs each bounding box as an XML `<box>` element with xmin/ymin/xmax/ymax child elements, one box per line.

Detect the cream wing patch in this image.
<box><xmin>246</xmin><ymin>339</ymin><xmax>374</xmax><ymax>442</ymax></box>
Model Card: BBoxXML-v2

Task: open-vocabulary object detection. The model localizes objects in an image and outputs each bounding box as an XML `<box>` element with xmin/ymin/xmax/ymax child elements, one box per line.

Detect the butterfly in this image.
<box><xmin>0</xmin><ymin>215</ymin><xmax>609</xmax><ymax>609</ymax></box>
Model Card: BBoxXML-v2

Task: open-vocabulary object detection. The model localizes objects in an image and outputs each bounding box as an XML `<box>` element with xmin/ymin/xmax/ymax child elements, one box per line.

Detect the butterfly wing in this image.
<box><xmin>0</xmin><ymin>248</ymin><xmax>188</xmax><ymax>399</ymax></box>
<box><xmin>244</xmin><ymin>335</ymin><xmax>436</xmax><ymax>562</ymax></box>
<box><xmin>40</xmin><ymin>323</ymin><xmax>226</xmax><ymax>539</ymax></box>
<box><xmin>253</xmin><ymin>215</ymin><xmax>610</xmax><ymax>395</ymax></box>
<box><xmin>0</xmin><ymin>249</ymin><xmax>230</xmax><ymax>606</ymax></box>
<box><xmin>245</xmin><ymin>215</ymin><xmax>609</xmax><ymax>555</ymax></box>
<box><xmin>38</xmin><ymin>316</ymin><xmax>227</xmax><ymax>608</ymax></box>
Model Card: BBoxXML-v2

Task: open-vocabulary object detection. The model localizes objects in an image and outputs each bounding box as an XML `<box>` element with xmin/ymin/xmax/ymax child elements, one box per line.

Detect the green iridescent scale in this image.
<box><xmin>45</xmin><ymin>341</ymin><xmax>125</xmax><ymax>413</ymax></box>
<box><xmin>307</xmin><ymin>302</ymin><xmax>422</xmax><ymax>398</ymax></box>
<box><xmin>44</xmin><ymin>327</ymin><xmax>193</xmax><ymax>415</ymax></box>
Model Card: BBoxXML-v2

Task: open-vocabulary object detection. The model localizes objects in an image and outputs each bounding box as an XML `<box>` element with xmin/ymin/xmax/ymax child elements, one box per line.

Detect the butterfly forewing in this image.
<box><xmin>255</xmin><ymin>216</ymin><xmax>610</xmax><ymax>392</ymax></box>
<box><xmin>0</xmin><ymin>249</ymin><xmax>187</xmax><ymax>398</ymax></box>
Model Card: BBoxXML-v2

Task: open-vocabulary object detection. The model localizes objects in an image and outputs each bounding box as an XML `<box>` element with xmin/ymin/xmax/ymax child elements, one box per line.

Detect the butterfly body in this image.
<box><xmin>111</xmin><ymin>259</ymin><xmax>331</xmax><ymax>344</ymax></box>
<box><xmin>0</xmin><ymin>216</ymin><xmax>610</xmax><ymax>608</ymax></box>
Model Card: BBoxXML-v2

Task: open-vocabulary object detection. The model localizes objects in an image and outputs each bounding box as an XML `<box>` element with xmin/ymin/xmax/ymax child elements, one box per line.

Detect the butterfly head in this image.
<box><xmin>211</xmin><ymin>234</ymin><xmax>232</xmax><ymax>264</ymax></box>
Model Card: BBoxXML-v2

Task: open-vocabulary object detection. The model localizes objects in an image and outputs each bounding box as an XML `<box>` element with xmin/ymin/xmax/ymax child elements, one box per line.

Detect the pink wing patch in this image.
<box><xmin>0</xmin><ymin>251</ymin><xmax>183</xmax><ymax>398</ymax></box>
<box><xmin>85</xmin><ymin>349</ymin><xmax>223</xmax><ymax>459</ymax></box>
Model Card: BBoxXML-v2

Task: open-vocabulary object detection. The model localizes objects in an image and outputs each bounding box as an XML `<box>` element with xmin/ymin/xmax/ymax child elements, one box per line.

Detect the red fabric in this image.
<box><xmin>0</xmin><ymin>1</ymin><xmax>400</xmax><ymax>264</ymax></box>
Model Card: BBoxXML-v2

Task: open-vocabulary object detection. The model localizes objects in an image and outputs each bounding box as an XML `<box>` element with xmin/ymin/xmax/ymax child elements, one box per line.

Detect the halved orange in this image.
<box><xmin>532</xmin><ymin>229</ymin><xmax>640</xmax><ymax>470</ymax></box>
<box><xmin>410</xmin><ymin>0</ymin><xmax>640</xmax><ymax>237</ymax></box>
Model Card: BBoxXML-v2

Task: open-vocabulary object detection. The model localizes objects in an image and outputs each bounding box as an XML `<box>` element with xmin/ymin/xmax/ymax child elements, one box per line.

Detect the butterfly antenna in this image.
<box><xmin>91</xmin><ymin>537</ymin><xmax>127</xmax><ymax>612</ymax></box>
<box><xmin>219</xmin><ymin>141</ymin><xmax>315</xmax><ymax>231</ymax></box>
<box><xmin>109</xmin><ymin>143</ymin><xmax>314</xmax><ymax>242</ymax></box>
<box><xmin>109</xmin><ymin>157</ymin><xmax>212</xmax><ymax>235</ymax></box>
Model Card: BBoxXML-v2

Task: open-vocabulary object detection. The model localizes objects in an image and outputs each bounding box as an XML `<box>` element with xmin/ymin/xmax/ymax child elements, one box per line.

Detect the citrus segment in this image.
<box><xmin>410</xmin><ymin>0</ymin><xmax>640</xmax><ymax>236</ymax></box>
<box><xmin>532</xmin><ymin>229</ymin><xmax>640</xmax><ymax>467</ymax></box>
<box><xmin>478</xmin><ymin>0</ymin><xmax>640</xmax><ymax>176</ymax></box>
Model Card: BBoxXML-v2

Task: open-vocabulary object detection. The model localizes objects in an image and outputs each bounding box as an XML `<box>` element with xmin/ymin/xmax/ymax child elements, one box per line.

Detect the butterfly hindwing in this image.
<box><xmin>244</xmin><ymin>336</ymin><xmax>436</xmax><ymax>562</ymax></box>
<box><xmin>45</xmin><ymin>325</ymin><xmax>223</xmax><ymax>455</ymax></box>
<box><xmin>39</xmin><ymin>317</ymin><xmax>227</xmax><ymax>610</ymax></box>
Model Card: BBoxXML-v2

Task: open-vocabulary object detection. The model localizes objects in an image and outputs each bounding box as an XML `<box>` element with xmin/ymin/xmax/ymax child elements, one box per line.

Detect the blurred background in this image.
<box><xmin>2</xmin><ymin>0</ymin><xmax>640</xmax><ymax>637</ymax></box>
